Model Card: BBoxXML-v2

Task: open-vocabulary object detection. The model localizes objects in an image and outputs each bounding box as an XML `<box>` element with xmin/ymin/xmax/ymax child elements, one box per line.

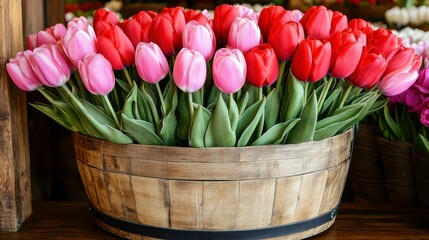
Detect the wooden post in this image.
<box><xmin>0</xmin><ymin>0</ymin><xmax>32</xmax><ymax>231</ymax></box>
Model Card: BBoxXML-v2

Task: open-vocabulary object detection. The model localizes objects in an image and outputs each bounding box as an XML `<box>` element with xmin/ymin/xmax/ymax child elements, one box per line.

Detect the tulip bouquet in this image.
<box><xmin>6</xmin><ymin>4</ymin><xmax>422</xmax><ymax>147</ymax></box>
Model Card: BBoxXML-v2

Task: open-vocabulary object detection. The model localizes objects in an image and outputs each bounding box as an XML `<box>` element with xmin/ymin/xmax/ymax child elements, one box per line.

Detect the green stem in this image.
<box><xmin>73</xmin><ymin>71</ymin><xmax>87</xmax><ymax>99</ymax></box>
<box><xmin>38</xmin><ymin>88</ymin><xmax>56</xmax><ymax>103</ymax></box>
<box><xmin>102</xmin><ymin>95</ymin><xmax>120</xmax><ymax>129</ymax></box>
<box><xmin>123</xmin><ymin>68</ymin><xmax>134</xmax><ymax>88</ymax></box>
<box><xmin>188</xmin><ymin>92</ymin><xmax>194</xmax><ymax>118</ymax></box>
<box><xmin>276</xmin><ymin>61</ymin><xmax>286</xmax><ymax>89</ymax></box>
<box><xmin>259</xmin><ymin>87</ymin><xmax>263</xmax><ymax>101</ymax></box>
<box><xmin>156</xmin><ymin>83</ymin><xmax>167</xmax><ymax>115</ymax></box>
<box><xmin>317</xmin><ymin>76</ymin><xmax>334</xmax><ymax>114</ymax></box>
<box><xmin>339</xmin><ymin>84</ymin><xmax>353</xmax><ymax>108</ymax></box>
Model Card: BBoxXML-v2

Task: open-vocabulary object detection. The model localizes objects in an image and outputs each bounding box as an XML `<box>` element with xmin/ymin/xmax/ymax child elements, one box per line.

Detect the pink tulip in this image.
<box><xmin>78</xmin><ymin>53</ymin><xmax>115</xmax><ymax>95</ymax></box>
<box><xmin>173</xmin><ymin>48</ymin><xmax>207</xmax><ymax>93</ymax></box>
<box><xmin>135</xmin><ymin>42</ymin><xmax>169</xmax><ymax>84</ymax></box>
<box><xmin>182</xmin><ymin>20</ymin><xmax>216</xmax><ymax>61</ymax></box>
<box><xmin>62</xmin><ymin>17</ymin><xmax>97</xmax><ymax>66</ymax></box>
<box><xmin>291</xmin><ymin>38</ymin><xmax>331</xmax><ymax>82</ymax></box>
<box><xmin>212</xmin><ymin>48</ymin><xmax>247</xmax><ymax>94</ymax></box>
<box><xmin>420</xmin><ymin>107</ymin><xmax>429</xmax><ymax>127</ymax></box>
<box><xmin>378</xmin><ymin>47</ymin><xmax>422</xmax><ymax>96</ymax></box>
<box><xmin>228</xmin><ymin>17</ymin><xmax>261</xmax><ymax>52</ymax></box>
<box><xmin>6</xmin><ymin>50</ymin><xmax>42</xmax><ymax>91</ymax></box>
<box><xmin>26</xmin><ymin>23</ymin><xmax>66</xmax><ymax>51</ymax></box>
<box><xmin>31</xmin><ymin>44</ymin><xmax>71</xmax><ymax>87</ymax></box>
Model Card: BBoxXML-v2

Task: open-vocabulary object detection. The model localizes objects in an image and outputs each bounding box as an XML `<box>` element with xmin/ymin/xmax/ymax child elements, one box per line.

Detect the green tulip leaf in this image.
<box><xmin>280</xmin><ymin>71</ymin><xmax>305</xmax><ymax>121</ymax></box>
<box><xmin>116</xmin><ymin>78</ymin><xmax>131</xmax><ymax>93</ymax></box>
<box><xmin>122</xmin><ymin>113</ymin><xmax>164</xmax><ymax>145</ymax></box>
<box><xmin>30</xmin><ymin>103</ymin><xmax>76</xmax><ymax>132</ymax></box>
<box><xmin>237</xmin><ymin>98</ymin><xmax>266</xmax><ymax>147</ymax></box>
<box><xmin>418</xmin><ymin>134</ymin><xmax>429</xmax><ymax>155</ymax></box>
<box><xmin>189</xmin><ymin>105</ymin><xmax>212</xmax><ymax>147</ymax></box>
<box><xmin>237</xmin><ymin>92</ymin><xmax>249</xmax><ymax>116</ymax></box>
<box><xmin>228</xmin><ymin>96</ymin><xmax>240</xmax><ymax>132</ymax></box>
<box><xmin>159</xmin><ymin>105</ymin><xmax>178</xmax><ymax>146</ymax></box>
<box><xmin>176</xmin><ymin>92</ymin><xmax>192</xmax><ymax>141</ymax></box>
<box><xmin>252</xmin><ymin>118</ymin><xmax>300</xmax><ymax>146</ymax></box>
<box><xmin>314</xmin><ymin>104</ymin><xmax>365</xmax><ymax>140</ymax></box>
<box><xmin>205</xmin><ymin>95</ymin><xmax>236</xmax><ymax>147</ymax></box>
<box><xmin>286</xmin><ymin>92</ymin><xmax>317</xmax><ymax>144</ymax></box>
<box><xmin>382</xmin><ymin>104</ymin><xmax>405</xmax><ymax>141</ymax></box>
<box><xmin>265</xmin><ymin>87</ymin><xmax>280</xmax><ymax>130</ymax></box>
<box><xmin>140</xmin><ymin>85</ymin><xmax>160</xmax><ymax>125</ymax></box>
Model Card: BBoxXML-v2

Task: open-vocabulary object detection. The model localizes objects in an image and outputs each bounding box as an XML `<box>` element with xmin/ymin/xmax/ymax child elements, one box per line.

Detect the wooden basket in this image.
<box><xmin>377</xmin><ymin>137</ymin><xmax>416</xmax><ymax>204</ymax></box>
<box><xmin>412</xmin><ymin>150</ymin><xmax>429</xmax><ymax>207</ymax></box>
<box><xmin>73</xmin><ymin>129</ymin><xmax>354</xmax><ymax>240</ymax></box>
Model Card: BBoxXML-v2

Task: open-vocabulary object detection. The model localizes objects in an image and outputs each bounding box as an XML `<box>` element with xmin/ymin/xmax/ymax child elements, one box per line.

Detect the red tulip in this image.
<box><xmin>78</xmin><ymin>53</ymin><xmax>115</xmax><ymax>95</ymax></box>
<box><xmin>26</xmin><ymin>23</ymin><xmax>66</xmax><ymax>51</ymax></box>
<box><xmin>330</xmin><ymin>11</ymin><xmax>348</xmax><ymax>35</ymax></box>
<box><xmin>6</xmin><ymin>50</ymin><xmax>42</xmax><ymax>91</ymax></box>
<box><xmin>185</xmin><ymin>9</ymin><xmax>212</xmax><ymax>27</ymax></box>
<box><xmin>348</xmin><ymin>18</ymin><xmax>373</xmax><ymax>37</ymax></box>
<box><xmin>347</xmin><ymin>46</ymin><xmax>387</xmax><ymax>89</ymax></box>
<box><xmin>150</xmin><ymin>8</ymin><xmax>185</xmax><ymax>57</ymax></box>
<box><xmin>300</xmin><ymin>6</ymin><xmax>331</xmax><ymax>39</ymax></box>
<box><xmin>259</xmin><ymin>6</ymin><xmax>302</xmax><ymax>43</ymax></box>
<box><xmin>121</xmin><ymin>10</ymin><xmax>157</xmax><ymax>47</ymax></box>
<box><xmin>268</xmin><ymin>21</ymin><xmax>304</xmax><ymax>61</ymax></box>
<box><xmin>93</xmin><ymin>8</ymin><xmax>119</xmax><ymax>34</ymax></box>
<box><xmin>368</xmin><ymin>28</ymin><xmax>403</xmax><ymax>58</ymax></box>
<box><xmin>97</xmin><ymin>24</ymin><xmax>134</xmax><ymax>70</ymax></box>
<box><xmin>244</xmin><ymin>44</ymin><xmax>279</xmax><ymax>87</ymax></box>
<box><xmin>291</xmin><ymin>38</ymin><xmax>331</xmax><ymax>82</ymax></box>
<box><xmin>228</xmin><ymin>17</ymin><xmax>261</xmax><ymax>52</ymax></box>
<box><xmin>329</xmin><ymin>29</ymin><xmax>364</xmax><ymax>79</ymax></box>
<box><xmin>212</xmin><ymin>48</ymin><xmax>247</xmax><ymax>94</ymax></box>
<box><xmin>300</xmin><ymin>6</ymin><xmax>347</xmax><ymax>39</ymax></box>
<box><xmin>173</xmin><ymin>48</ymin><xmax>207</xmax><ymax>93</ymax></box>
<box><xmin>213</xmin><ymin>4</ymin><xmax>240</xmax><ymax>47</ymax></box>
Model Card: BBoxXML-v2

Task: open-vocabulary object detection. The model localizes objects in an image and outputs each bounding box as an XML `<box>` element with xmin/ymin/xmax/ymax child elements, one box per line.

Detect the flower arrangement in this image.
<box><xmin>6</xmin><ymin>4</ymin><xmax>421</xmax><ymax>147</ymax></box>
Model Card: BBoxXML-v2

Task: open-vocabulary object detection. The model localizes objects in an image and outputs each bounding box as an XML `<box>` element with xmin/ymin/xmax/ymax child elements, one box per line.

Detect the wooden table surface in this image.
<box><xmin>0</xmin><ymin>201</ymin><xmax>428</xmax><ymax>240</ymax></box>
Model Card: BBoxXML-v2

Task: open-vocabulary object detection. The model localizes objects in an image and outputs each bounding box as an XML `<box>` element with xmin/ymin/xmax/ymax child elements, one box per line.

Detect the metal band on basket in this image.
<box><xmin>89</xmin><ymin>204</ymin><xmax>340</xmax><ymax>240</ymax></box>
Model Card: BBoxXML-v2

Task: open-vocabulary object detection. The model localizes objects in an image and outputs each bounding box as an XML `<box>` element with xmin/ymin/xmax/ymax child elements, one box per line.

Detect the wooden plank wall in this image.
<box><xmin>0</xmin><ymin>0</ymin><xmax>32</xmax><ymax>231</ymax></box>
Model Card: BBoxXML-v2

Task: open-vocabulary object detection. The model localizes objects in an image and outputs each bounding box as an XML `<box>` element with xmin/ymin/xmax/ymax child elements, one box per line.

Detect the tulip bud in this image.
<box><xmin>329</xmin><ymin>29</ymin><xmax>364</xmax><ymax>79</ymax></box>
<box><xmin>6</xmin><ymin>50</ymin><xmax>42</xmax><ymax>91</ymax></box>
<box><xmin>26</xmin><ymin>23</ymin><xmax>66</xmax><ymax>51</ymax></box>
<box><xmin>228</xmin><ymin>17</ymin><xmax>261</xmax><ymax>53</ymax></box>
<box><xmin>97</xmin><ymin>24</ymin><xmax>135</xmax><ymax>70</ymax></box>
<box><xmin>347</xmin><ymin>47</ymin><xmax>387</xmax><ymax>89</ymax></box>
<box><xmin>212</xmin><ymin>48</ymin><xmax>247</xmax><ymax>94</ymax></box>
<box><xmin>135</xmin><ymin>42</ymin><xmax>169</xmax><ymax>84</ymax></box>
<box><xmin>244</xmin><ymin>44</ymin><xmax>279</xmax><ymax>87</ymax></box>
<box><xmin>173</xmin><ymin>48</ymin><xmax>207</xmax><ymax>93</ymax></box>
<box><xmin>31</xmin><ymin>44</ymin><xmax>71</xmax><ymax>87</ymax></box>
<box><xmin>213</xmin><ymin>4</ymin><xmax>240</xmax><ymax>47</ymax></box>
<box><xmin>183</xmin><ymin>20</ymin><xmax>216</xmax><ymax>61</ymax></box>
<box><xmin>93</xmin><ymin>8</ymin><xmax>119</xmax><ymax>34</ymax></box>
<box><xmin>78</xmin><ymin>53</ymin><xmax>115</xmax><ymax>95</ymax></box>
<box><xmin>121</xmin><ymin>10</ymin><xmax>157</xmax><ymax>48</ymax></box>
<box><xmin>150</xmin><ymin>9</ymin><xmax>185</xmax><ymax>57</ymax></box>
<box><xmin>268</xmin><ymin>21</ymin><xmax>304</xmax><ymax>61</ymax></box>
<box><xmin>291</xmin><ymin>38</ymin><xmax>331</xmax><ymax>82</ymax></box>
<box><xmin>62</xmin><ymin>22</ymin><xmax>98</xmax><ymax>67</ymax></box>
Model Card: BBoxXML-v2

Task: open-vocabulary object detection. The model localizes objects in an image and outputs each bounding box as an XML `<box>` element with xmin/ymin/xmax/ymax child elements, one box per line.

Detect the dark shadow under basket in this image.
<box><xmin>377</xmin><ymin>137</ymin><xmax>416</xmax><ymax>204</ymax></box>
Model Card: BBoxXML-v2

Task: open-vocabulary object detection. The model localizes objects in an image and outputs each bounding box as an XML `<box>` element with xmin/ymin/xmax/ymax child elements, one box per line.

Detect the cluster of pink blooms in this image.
<box><xmin>6</xmin><ymin>4</ymin><xmax>422</xmax><ymax>103</ymax></box>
